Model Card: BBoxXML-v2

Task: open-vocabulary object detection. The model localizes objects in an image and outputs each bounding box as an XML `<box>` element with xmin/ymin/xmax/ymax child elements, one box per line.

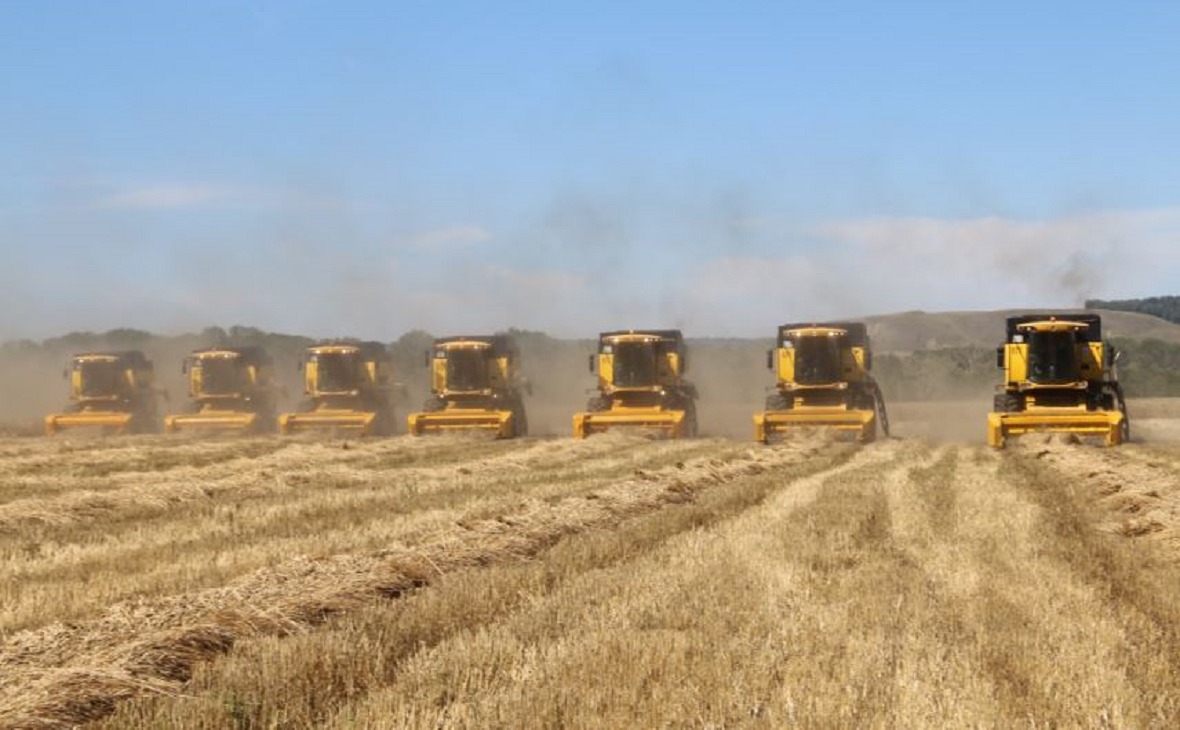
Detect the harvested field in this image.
<box><xmin>2</xmin><ymin>406</ymin><xmax>1180</xmax><ymax>727</ymax></box>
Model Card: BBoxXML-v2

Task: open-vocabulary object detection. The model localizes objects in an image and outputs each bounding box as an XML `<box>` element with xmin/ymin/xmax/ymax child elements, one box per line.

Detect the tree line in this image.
<box><xmin>1086</xmin><ymin>295</ymin><xmax>1180</xmax><ymax>325</ymax></box>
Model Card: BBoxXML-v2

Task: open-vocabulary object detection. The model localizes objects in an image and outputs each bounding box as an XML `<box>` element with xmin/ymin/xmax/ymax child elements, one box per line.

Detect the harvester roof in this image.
<box><xmin>309</xmin><ymin>340</ymin><xmax>390</xmax><ymax>360</ymax></box>
<box><xmin>73</xmin><ymin>350</ymin><xmax>152</xmax><ymax>367</ymax></box>
<box><xmin>191</xmin><ymin>346</ymin><xmax>272</xmax><ymax>365</ymax></box>
<box><xmin>434</xmin><ymin>335</ymin><xmax>518</xmax><ymax>356</ymax></box>
<box><xmin>778</xmin><ymin>322</ymin><xmax>869</xmax><ymax>348</ymax></box>
<box><xmin>599</xmin><ymin>329</ymin><xmax>684</xmax><ymax>346</ymax></box>
<box><xmin>1006</xmin><ymin>314</ymin><xmax>1101</xmax><ymax>342</ymax></box>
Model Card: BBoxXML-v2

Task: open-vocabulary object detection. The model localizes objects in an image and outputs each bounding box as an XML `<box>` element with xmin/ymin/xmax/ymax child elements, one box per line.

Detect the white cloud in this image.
<box><xmin>90</xmin><ymin>184</ymin><xmax>232</xmax><ymax>210</ymax></box>
<box><xmin>408</xmin><ymin>225</ymin><xmax>492</xmax><ymax>250</ymax></box>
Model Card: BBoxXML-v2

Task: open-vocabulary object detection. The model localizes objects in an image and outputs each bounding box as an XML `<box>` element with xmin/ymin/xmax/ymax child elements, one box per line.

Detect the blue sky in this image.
<box><xmin>3</xmin><ymin>1</ymin><xmax>1180</xmax><ymax>339</ymax></box>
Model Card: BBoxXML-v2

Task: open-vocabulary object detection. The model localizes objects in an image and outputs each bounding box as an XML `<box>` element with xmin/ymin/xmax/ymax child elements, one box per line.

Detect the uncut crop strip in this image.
<box><xmin>1012</xmin><ymin>440</ymin><xmax>1180</xmax><ymax>546</ymax></box>
<box><xmin>0</xmin><ymin>438</ymin><xmax>838</xmax><ymax>728</ymax></box>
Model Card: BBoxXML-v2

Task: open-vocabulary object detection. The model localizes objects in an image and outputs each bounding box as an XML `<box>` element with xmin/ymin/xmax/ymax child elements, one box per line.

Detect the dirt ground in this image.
<box><xmin>2</xmin><ymin>400</ymin><xmax>1180</xmax><ymax>727</ymax></box>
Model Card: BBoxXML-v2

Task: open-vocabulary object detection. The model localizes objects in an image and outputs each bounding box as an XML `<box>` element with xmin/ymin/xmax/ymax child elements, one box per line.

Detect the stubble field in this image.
<box><xmin>3</xmin><ymin>401</ymin><xmax>1180</xmax><ymax>727</ymax></box>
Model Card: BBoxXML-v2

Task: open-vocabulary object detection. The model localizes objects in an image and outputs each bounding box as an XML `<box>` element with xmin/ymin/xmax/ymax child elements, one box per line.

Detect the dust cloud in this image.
<box><xmin>885</xmin><ymin>400</ymin><xmax>992</xmax><ymax>443</ymax></box>
<box><xmin>504</xmin><ymin>337</ymin><xmax>592</xmax><ymax>438</ymax></box>
<box><xmin>0</xmin><ymin>349</ymin><xmax>67</xmax><ymax>434</ymax></box>
<box><xmin>689</xmin><ymin>340</ymin><xmax>774</xmax><ymax>439</ymax></box>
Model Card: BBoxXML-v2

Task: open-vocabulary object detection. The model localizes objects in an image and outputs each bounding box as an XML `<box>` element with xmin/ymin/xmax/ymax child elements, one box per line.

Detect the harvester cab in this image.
<box><xmin>407</xmin><ymin>335</ymin><xmax>529</xmax><ymax>438</ymax></box>
<box><xmin>45</xmin><ymin>350</ymin><xmax>161</xmax><ymax>435</ymax></box>
<box><xmin>987</xmin><ymin>314</ymin><xmax>1129</xmax><ymax>448</ymax></box>
<box><xmin>164</xmin><ymin>347</ymin><xmax>278</xmax><ymax>434</ymax></box>
<box><xmin>278</xmin><ymin>340</ymin><xmax>398</xmax><ymax>436</ymax></box>
<box><xmin>753</xmin><ymin>322</ymin><xmax>889</xmax><ymax>443</ymax></box>
<box><xmin>572</xmin><ymin>329</ymin><xmax>698</xmax><ymax>438</ymax></box>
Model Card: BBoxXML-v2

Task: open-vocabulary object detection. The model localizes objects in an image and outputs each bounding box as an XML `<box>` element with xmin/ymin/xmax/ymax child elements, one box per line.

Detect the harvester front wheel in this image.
<box><xmin>869</xmin><ymin>380</ymin><xmax>891</xmax><ymax>438</ymax></box>
<box><xmin>510</xmin><ymin>400</ymin><xmax>529</xmax><ymax>437</ymax></box>
<box><xmin>370</xmin><ymin>407</ymin><xmax>397</xmax><ymax>437</ymax></box>
<box><xmin>764</xmin><ymin>393</ymin><xmax>790</xmax><ymax>411</ymax></box>
<box><xmin>1110</xmin><ymin>385</ymin><xmax>1131</xmax><ymax>443</ymax></box>
<box><xmin>256</xmin><ymin>411</ymin><xmax>278</xmax><ymax>434</ymax></box>
<box><xmin>993</xmin><ymin>392</ymin><xmax>1021</xmax><ymax>413</ymax></box>
<box><xmin>586</xmin><ymin>396</ymin><xmax>610</xmax><ymax>412</ymax></box>
<box><xmin>682</xmin><ymin>401</ymin><xmax>698</xmax><ymax>437</ymax></box>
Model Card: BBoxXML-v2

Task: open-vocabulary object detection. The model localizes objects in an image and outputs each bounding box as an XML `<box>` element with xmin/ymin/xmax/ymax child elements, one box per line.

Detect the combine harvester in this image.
<box><xmin>573</xmin><ymin>329</ymin><xmax>698</xmax><ymax>439</ymax></box>
<box><xmin>406</xmin><ymin>335</ymin><xmax>529</xmax><ymax>438</ymax></box>
<box><xmin>278</xmin><ymin>340</ymin><xmax>398</xmax><ymax>436</ymax></box>
<box><xmin>164</xmin><ymin>347</ymin><xmax>278</xmax><ymax>434</ymax></box>
<box><xmin>988</xmin><ymin>313</ymin><xmax>1129</xmax><ymax>448</ymax></box>
<box><xmin>45</xmin><ymin>351</ymin><xmax>162</xmax><ymax>435</ymax></box>
<box><xmin>754</xmin><ymin>322</ymin><xmax>889</xmax><ymax>443</ymax></box>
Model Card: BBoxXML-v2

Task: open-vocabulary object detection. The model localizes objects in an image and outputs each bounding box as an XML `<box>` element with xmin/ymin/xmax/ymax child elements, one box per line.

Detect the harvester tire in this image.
<box><xmin>371</xmin><ymin>407</ymin><xmax>397</xmax><ymax>437</ymax></box>
<box><xmin>682</xmin><ymin>401</ymin><xmax>698</xmax><ymax>437</ymax></box>
<box><xmin>511</xmin><ymin>401</ymin><xmax>528</xmax><ymax>437</ymax></box>
<box><xmin>870</xmin><ymin>381</ymin><xmax>891</xmax><ymax>438</ymax></box>
<box><xmin>257</xmin><ymin>411</ymin><xmax>278</xmax><ymax>434</ymax></box>
<box><xmin>993</xmin><ymin>393</ymin><xmax>1021</xmax><ymax>413</ymax></box>
<box><xmin>1111</xmin><ymin>385</ymin><xmax>1130</xmax><ymax>442</ymax></box>
<box><xmin>764</xmin><ymin>393</ymin><xmax>790</xmax><ymax>411</ymax></box>
<box><xmin>422</xmin><ymin>396</ymin><xmax>446</xmax><ymax>412</ymax></box>
<box><xmin>586</xmin><ymin>396</ymin><xmax>610</xmax><ymax>412</ymax></box>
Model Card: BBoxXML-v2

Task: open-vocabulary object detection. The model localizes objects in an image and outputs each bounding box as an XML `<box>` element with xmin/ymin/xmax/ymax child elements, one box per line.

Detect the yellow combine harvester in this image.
<box><xmin>278</xmin><ymin>340</ymin><xmax>398</xmax><ymax>436</ymax></box>
<box><xmin>407</xmin><ymin>335</ymin><xmax>529</xmax><ymax>438</ymax></box>
<box><xmin>573</xmin><ymin>329</ymin><xmax>698</xmax><ymax>439</ymax></box>
<box><xmin>164</xmin><ymin>347</ymin><xmax>278</xmax><ymax>434</ymax></box>
<box><xmin>988</xmin><ymin>313</ymin><xmax>1129</xmax><ymax>448</ymax></box>
<box><xmin>753</xmin><ymin>322</ymin><xmax>889</xmax><ymax>443</ymax></box>
<box><xmin>45</xmin><ymin>351</ymin><xmax>161</xmax><ymax>435</ymax></box>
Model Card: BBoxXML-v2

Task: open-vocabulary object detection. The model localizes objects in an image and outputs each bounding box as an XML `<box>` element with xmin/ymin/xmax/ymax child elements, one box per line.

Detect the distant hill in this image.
<box><xmin>1085</xmin><ymin>296</ymin><xmax>1180</xmax><ymax>326</ymax></box>
<box><xmin>863</xmin><ymin>308</ymin><xmax>1180</xmax><ymax>352</ymax></box>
